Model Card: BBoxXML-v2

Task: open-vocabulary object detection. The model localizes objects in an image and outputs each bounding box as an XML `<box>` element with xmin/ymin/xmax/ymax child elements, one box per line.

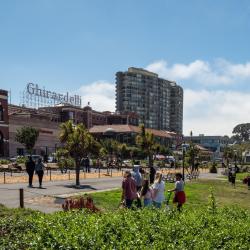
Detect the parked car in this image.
<box><xmin>165</xmin><ymin>156</ymin><xmax>175</xmax><ymax>164</ymax></box>
<box><xmin>47</xmin><ymin>156</ymin><xmax>56</xmax><ymax>163</ymax></box>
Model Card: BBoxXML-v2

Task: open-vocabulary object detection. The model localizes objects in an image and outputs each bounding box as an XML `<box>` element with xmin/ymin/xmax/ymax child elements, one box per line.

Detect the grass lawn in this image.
<box><xmin>219</xmin><ymin>172</ymin><xmax>250</xmax><ymax>181</ymax></box>
<box><xmin>87</xmin><ymin>178</ymin><xmax>250</xmax><ymax>211</ymax></box>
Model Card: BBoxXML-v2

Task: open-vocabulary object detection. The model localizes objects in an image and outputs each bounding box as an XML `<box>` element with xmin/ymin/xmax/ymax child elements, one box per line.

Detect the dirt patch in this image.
<box><xmin>25</xmin><ymin>195</ymin><xmax>64</xmax><ymax>208</ymax></box>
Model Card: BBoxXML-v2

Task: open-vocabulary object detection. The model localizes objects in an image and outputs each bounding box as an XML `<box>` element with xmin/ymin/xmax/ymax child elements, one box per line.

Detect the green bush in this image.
<box><xmin>58</xmin><ymin>157</ymin><xmax>75</xmax><ymax>169</ymax></box>
<box><xmin>16</xmin><ymin>156</ymin><xmax>27</xmax><ymax>164</ymax></box>
<box><xmin>0</xmin><ymin>159</ymin><xmax>10</xmax><ymax>164</ymax></box>
<box><xmin>0</xmin><ymin>205</ymin><xmax>249</xmax><ymax>250</ymax></box>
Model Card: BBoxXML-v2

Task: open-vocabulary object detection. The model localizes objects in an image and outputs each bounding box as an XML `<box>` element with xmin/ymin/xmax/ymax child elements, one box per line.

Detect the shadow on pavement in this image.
<box><xmin>63</xmin><ymin>184</ymin><xmax>97</xmax><ymax>190</ymax></box>
<box><xmin>54</xmin><ymin>197</ymin><xmax>65</xmax><ymax>204</ymax></box>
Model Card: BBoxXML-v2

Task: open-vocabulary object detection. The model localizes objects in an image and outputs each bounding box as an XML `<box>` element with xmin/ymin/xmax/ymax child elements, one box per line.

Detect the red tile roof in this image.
<box><xmin>89</xmin><ymin>124</ymin><xmax>172</xmax><ymax>138</ymax></box>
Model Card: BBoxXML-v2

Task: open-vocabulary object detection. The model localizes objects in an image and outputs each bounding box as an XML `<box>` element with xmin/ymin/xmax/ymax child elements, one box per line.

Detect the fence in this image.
<box><xmin>0</xmin><ymin>168</ymin><xmax>124</xmax><ymax>184</ymax></box>
<box><xmin>0</xmin><ymin>166</ymin><xmax>209</xmax><ymax>185</ymax></box>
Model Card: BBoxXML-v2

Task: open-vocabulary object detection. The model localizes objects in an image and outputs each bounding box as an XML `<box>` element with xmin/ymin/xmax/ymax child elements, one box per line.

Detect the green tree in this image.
<box><xmin>15</xmin><ymin>126</ymin><xmax>39</xmax><ymax>154</ymax></box>
<box><xmin>59</xmin><ymin>121</ymin><xmax>97</xmax><ymax>187</ymax></box>
<box><xmin>100</xmin><ymin>139</ymin><xmax>117</xmax><ymax>164</ymax></box>
<box><xmin>186</xmin><ymin>144</ymin><xmax>200</xmax><ymax>172</ymax></box>
<box><xmin>117</xmin><ymin>143</ymin><xmax>128</xmax><ymax>167</ymax></box>
<box><xmin>136</xmin><ymin>124</ymin><xmax>156</xmax><ymax>167</ymax></box>
<box><xmin>223</xmin><ymin>146</ymin><xmax>234</xmax><ymax>166</ymax></box>
<box><xmin>232</xmin><ymin>123</ymin><xmax>250</xmax><ymax>142</ymax></box>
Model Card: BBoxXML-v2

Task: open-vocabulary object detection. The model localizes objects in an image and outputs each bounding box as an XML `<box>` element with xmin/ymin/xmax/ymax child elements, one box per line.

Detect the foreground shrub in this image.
<box><xmin>0</xmin><ymin>206</ymin><xmax>250</xmax><ymax>250</ymax></box>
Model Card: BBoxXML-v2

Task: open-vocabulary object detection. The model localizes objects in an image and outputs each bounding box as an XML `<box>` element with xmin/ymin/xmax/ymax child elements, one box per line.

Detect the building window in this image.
<box><xmin>0</xmin><ymin>105</ymin><xmax>3</xmax><ymax>121</ymax></box>
<box><xmin>17</xmin><ymin>148</ymin><xmax>24</xmax><ymax>156</ymax></box>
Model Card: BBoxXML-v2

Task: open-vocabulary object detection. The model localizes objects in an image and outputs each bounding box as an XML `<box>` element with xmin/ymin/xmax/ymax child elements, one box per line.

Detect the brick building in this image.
<box><xmin>1</xmin><ymin>89</ymin><xmax>141</xmax><ymax>157</ymax></box>
<box><xmin>0</xmin><ymin>90</ymin><xmax>9</xmax><ymax>157</ymax></box>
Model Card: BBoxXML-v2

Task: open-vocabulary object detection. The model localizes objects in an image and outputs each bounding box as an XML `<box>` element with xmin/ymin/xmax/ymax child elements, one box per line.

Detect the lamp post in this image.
<box><xmin>190</xmin><ymin>131</ymin><xmax>195</xmax><ymax>172</ymax></box>
<box><xmin>182</xmin><ymin>143</ymin><xmax>186</xmax><ymax>181</ymax></box>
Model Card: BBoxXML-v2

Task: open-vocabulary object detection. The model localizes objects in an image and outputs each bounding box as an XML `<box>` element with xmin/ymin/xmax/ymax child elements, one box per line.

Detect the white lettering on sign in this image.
<box><xmin>26</xmin><ymin>83</ymin><xmax>82</xmax><ymax>107</ymax></box>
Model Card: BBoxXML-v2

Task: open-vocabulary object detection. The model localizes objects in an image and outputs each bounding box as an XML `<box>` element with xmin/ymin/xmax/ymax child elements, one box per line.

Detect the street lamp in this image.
<box><xmin>182</xmin><ymin>143</ymin><xmax>187</xmax><ymax>181</ymax></box>
<box><xmin>190</xmin><ymin>131</ymin><xmax>195</xmax><ymax>172</ymax></box>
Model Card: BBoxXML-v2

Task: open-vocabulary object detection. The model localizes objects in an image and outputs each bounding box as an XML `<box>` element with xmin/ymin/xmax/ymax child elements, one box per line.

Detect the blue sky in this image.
<box><xmin>0</xmin><ymin>0</ymin><xmax>250</xmax><ymax>135</ymax></box>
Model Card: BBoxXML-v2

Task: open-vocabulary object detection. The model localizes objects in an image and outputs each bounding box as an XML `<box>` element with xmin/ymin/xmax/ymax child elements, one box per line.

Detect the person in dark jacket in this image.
<box><xmin>85</xmin><ymin>157</ymin><xmax>90</xmax><ymax>173</ymax></box>
<box><xmin>25</xmin><ymin>156</ymin><xmax>35</xmax><ymax>187</ymax></box>
<box><xmin>149</xmin><ymin>166</ymin><xmax>156</xmax><ymax>184</ymax></box>
<box><xmin>35</xmin><ymin>158</ymin><xmax>45</xmax><ymax>188</ymax></box>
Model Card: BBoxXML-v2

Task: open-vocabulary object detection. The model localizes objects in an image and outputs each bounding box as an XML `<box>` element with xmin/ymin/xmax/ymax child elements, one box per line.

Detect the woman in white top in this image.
<box><xmin>152</xmin><ymin>172</ymin><xmax>165</xmax><ymax>208</ymax></box>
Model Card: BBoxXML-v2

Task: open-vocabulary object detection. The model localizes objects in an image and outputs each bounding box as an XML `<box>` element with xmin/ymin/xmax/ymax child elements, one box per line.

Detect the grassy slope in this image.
<box><xmin>89</xmin><ymin>178</ymin><xmax>250</xmax><ymax>211</ymax></box>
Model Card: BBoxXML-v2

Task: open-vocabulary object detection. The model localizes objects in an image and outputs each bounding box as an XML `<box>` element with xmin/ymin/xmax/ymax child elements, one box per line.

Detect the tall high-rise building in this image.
<box><xmin>116</xmin><ymin>67</ymin><xmax>183</xmax><ymax>134</ymax></box>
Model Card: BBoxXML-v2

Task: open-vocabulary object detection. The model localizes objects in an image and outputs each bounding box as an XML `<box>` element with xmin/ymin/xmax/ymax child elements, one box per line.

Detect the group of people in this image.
<box><xmin>121</xmin><ymin>166</ymin><xmax>186</xmax><ymax>211</ymax></box>
<box><xmin>26</xmin><ymin>156</ymin><xmax>45</xmax><ymax>188</ymax></box>
<box><xmin>81</xmin><ymin>156</ymin><xmax>91</xmax><ymax>173</ymax></box>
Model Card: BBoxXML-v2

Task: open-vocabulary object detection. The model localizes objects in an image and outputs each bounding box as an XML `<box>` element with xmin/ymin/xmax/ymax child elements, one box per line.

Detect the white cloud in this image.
<box><xmin>184</xmin><ymin>89</ymin><xmax>250</xmax><ymax>136</ymax></box>
<box><xmin>76</xmin><ymin>60</ymin><xmax>250</xmax><ymax>136</ymax></box>
<box><xmin>146</xmin><ymin>59</ymin><xmax>250</xmax><ymax>85</ymax></box>
<box><xmin>78</xmin><ymin>81</ymin><xmax>115</xmax><ymax>112</ymax></box>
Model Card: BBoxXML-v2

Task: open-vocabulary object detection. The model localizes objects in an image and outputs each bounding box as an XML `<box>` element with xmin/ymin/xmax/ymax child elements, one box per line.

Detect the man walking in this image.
<box><xmin>25</xmin><ymin>156</ymin><xmax>35</xmax><ymax>187</ymax></box>
<box><xmin>85</xmin><ymin>156</ymin><xmax>90</xmax><ymax>173</ymax></box>
<box><xmin>121</xmin><ymin>171</ymin><xmax>137</xmax><ymax>208</ymax></box>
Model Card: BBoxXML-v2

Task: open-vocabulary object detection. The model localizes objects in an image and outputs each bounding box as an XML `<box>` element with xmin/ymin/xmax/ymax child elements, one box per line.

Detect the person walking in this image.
<box><xmin>121</xmin><ymin>170</ymin><xmax>137</xmax><ymax>209</ymax></box>
<box><xmin>168</xmin><ymin>173</ymin><xmax>186</xmax><ymax>211</ymax></box>
<box><xmin>231</xmin><ymin>166</ymin><xmax>236</xmax><ymax>188</ymax></box>
<box><xmin>140</xmin><ymin>180</ymin><xmax>153</xmax><ymax>207</ymax></box>
<box><xmin>35</xmin><ymin>158</ymin><xmax>45</xmax><ymax>188</ymax></box>
<box><xmin>133</xmin><ymin>165</ymin><xmax>143</xmax><ymax>208</ymax></box>
<box><xmin>152</xmin><ymin>172</ymin><xmax>165</xmax><ymax>208</ymax></box>
<box><xmin>228</xmin><ymin>166</ymin><xmax>232</xmax><ymax>183</ymax></box>
<box><xmin>85</xmin><ymin>156</ymin><xmax>90</xmax><ymax>173</ymax></box>
<box><xmin>25</xmin><ymin>156</ymin><xmax>35</xmax><ymax>187</ymax></box>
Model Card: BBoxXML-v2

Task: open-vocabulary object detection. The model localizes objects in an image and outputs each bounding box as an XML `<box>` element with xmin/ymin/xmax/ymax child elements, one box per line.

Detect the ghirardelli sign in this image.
<box><xmin>26</xmin><ymin>83</ymin><xmax>82</xmax><ymax>107</ymax></box>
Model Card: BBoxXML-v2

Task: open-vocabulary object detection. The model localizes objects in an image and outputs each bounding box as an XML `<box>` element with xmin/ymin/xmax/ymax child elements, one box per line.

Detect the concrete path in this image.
<box><xmin>0</xmin><ymin>176</ymin><xmax>122</xmax><ymax>213</ymax></box>
<box><xmin>0</xmin><ymin>170</ymin><xmax>223</xmax><ymax>213</ymax></box>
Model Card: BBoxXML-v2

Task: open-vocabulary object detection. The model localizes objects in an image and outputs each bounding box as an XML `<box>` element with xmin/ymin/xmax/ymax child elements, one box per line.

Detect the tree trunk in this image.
<box><xmin>75</xmin><ymin>159</ymin><xmax>80</xmax><ymax>187</ymax></box>
<box><xmin>148</xmin><ymin>153</ymin><xmax>153</xmax><ymax>168</ymax></box>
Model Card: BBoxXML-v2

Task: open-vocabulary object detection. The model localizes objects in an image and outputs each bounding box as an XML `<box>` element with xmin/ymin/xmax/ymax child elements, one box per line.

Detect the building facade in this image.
<box><xmin>0</xmin><ymin>90</ymin><xmax>9</xmax><ymax>157</ymax></box>
<box><xmin>1</xmin><ymin>89</ymin><xmax>140</xmax><ymax>157</ymax></box>
<box><xmin>116</xmin><ymin>67</ymin><xmax>183</xmax><ymax>134</ymax></box>
<box><xmin>184</xmin><ymin>134</ymin><xmax>230</xmax><ymax>159</ymax></box>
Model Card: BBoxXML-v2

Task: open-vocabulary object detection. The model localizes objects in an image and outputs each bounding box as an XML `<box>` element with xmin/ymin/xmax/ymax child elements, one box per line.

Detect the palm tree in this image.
<box><xmin>117</xmin><ymin>143</ymin><xmax>128</xmax><ymax>168</ymax></box>
<box><xmin>136</xmin><ymin>124</ymin><xmax>156</xmax><ymax>168</ymax></box>
<box><xmin>59</xmin><ymin>121</ymin><xmax>97</xmax><ymax>187</ymax></box>
<box><xmin>99</xmin><ymin>139</ymin><xmax>115</xmax><ymax>173</ymax></box>
<box><xmin>186</xmin><ymin>144</ymin><xmax>200</xmax><ymax>172</ymax></box>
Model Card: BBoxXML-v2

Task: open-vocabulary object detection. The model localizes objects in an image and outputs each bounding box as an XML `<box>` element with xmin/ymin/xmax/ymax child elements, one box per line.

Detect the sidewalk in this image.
<box><xmin>0</xmin><ymin>177</ymin><xmax>122</xmax><ymax>213</ymax></box>
<box><xmin>0</xmin><ymin>170</ymin><xmax>223</xmax><ymax>213</ymax></box>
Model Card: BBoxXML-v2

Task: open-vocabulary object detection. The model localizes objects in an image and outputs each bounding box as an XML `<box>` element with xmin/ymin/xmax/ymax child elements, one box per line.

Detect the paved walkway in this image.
<box><xmin>0</xmin><ymin>177</ymin><xmax>122</xmax><ymax>213</ymax></box>
<box><xmin>0</xmin><ymin>170</ymin><xmax>223</xmax><ymax>213</ymax></box>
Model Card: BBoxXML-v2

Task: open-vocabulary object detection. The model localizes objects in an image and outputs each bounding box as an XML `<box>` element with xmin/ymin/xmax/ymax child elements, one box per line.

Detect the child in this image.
<box><xmin>140</xmin><ymin>180</ymin><xmax>153</xmax><ymax>207</ymax></box>
<box><xmin>168</xmin><ymin>173</ymin><xmax>186</xmax><ymax>211</ymax></box>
